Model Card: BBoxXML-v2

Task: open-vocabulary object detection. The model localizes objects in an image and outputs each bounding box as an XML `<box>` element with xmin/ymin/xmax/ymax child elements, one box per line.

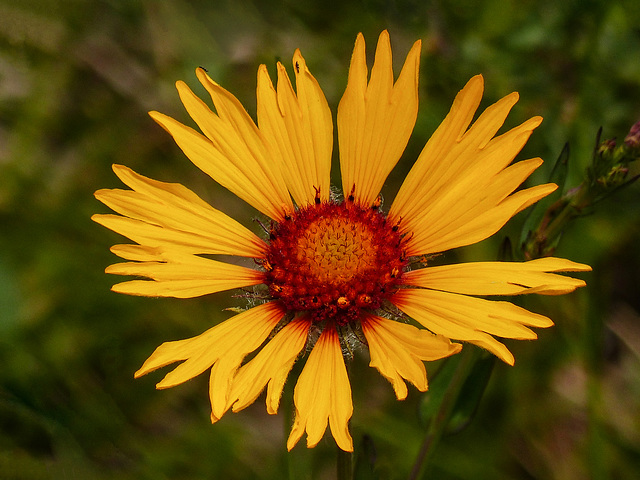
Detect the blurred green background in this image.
<box><xmin>1</xmin><ymin>0</ymin><xmax>639</xmax><ymax>479</ymax></box>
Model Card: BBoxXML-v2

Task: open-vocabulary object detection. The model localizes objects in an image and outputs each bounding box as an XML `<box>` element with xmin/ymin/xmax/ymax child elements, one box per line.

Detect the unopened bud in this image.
<box><xmin>624</xmin><ymin>120</ymin><xmax>640</xmax><ymax>149</ymax></box>
<box><xmin>597</xmin><ymin>138</ymin><xmax>616</xmax><ymax>156</ymax></box>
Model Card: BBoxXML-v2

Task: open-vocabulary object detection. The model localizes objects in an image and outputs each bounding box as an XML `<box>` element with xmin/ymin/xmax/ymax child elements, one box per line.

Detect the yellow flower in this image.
<box><xmin>93</xmin><ymin>31</ymin><xmax>590</xmax><ymax>452</ymax></box>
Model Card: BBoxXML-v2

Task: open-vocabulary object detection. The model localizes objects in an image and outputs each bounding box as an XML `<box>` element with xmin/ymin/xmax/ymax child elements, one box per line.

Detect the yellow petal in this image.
<box><xmin>93</xmin><ymin>166</ymin><xmax>266</xmax><ymax>258</ymax></box>
<box><xmin>257</xmin><ymin>50</ymin><xmax>332</xmax><ymax>206</ymax></box>
<box><xmin>93</xmin><ymin>213</ymin><xmax>259</xmax><ymax>260</ymax></box>
<box><xmin>404</xmin><ymin>258</ymin><xmax>591</xmax><ymax>296</ymax></box>
<box><xmin>405</xmin><ymin>182</ymin><xmax>556</xmax><ymax>256</ymax></box>
<box><xmin>338</xmin><ymin>30</ymin><xmax>421</xmax><ymax>206</ymax></box>
<box><xmin>195</xmin><ymin>68</ymin><xmax>294</xmax><ymax>215</ymax></box>
<box><xmin>105</xmin><ymin>251</ymin><xmax>262</xmax><ymax>298</ymax></box>
<box><xmin>433</xmin><ymin>183</ymin><xmax>555</xmax><ymax>254</ymax></box>
<box><xmin>108</xmin><ymin>244</ymin><xmax>163</xmax><ymax>262</ymax></box>
<box><xmin>390</xmin><ymin>76</ymin><xmax>549</xmax><ymax>255</ymax></box>
<box><xmin>392</xmin><ymin>288</ymin><xmax>557</xmax><ymax>365</ymax></box>
<box><xmin>149</xmin><ymin>69</ymin><xmax>294</xmax><ymax>221</ymax></box>
<box><xmin>229</xmin><ymin>318</ymin><xmax>311</xmax><ymax>415</ymax></box>
<box><xmin>134</xmin><ymin>302</ymin><xmax>285</xmax><ymax>420</ymax></box>
<box><xmin>389</xmin><ymin>74</ymin><xmax>484</xmax><ymax>221</ymax></box>
<box><xmin>361</xmin><ymin>314</ymin><xmax>461</xmax><ymax>400</ymax></box>
<box><xmin>287</xmin><ymin>326</ymin><xmax>353</xmax><ymax>451</ymax></box>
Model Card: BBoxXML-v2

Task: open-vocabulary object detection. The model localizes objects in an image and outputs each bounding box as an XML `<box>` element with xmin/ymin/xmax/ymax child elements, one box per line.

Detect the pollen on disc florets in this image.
<box><xmin>262</xmin><ymin>197</ymin><xmax>408</xmax><ymax>325</ymax></box>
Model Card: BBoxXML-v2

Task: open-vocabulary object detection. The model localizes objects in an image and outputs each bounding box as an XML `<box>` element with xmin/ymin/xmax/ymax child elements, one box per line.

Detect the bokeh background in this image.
<box><xmin>1</xmin><ymin>0</ymin><xmax>639</xmax><ymax>479</ymax></box>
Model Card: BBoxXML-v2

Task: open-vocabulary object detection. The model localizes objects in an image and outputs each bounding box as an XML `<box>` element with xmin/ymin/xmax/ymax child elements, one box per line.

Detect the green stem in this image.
<box><xmin>584</xmin><ymin>280</ymin><xmax>608</xmax><ymax>479</ymax></box>
<box><xmin>545</xmin><ymin>185</ymin><xmax>590</xmax><ymax>242</ymax></box>
<box><xmin>337</xmin><ymin>354</ymin><xmax>354</xmax><ymax>480</ymax></box>
<box><xmin>408</xmin><ymin>347</ymin><xmax>479</xmax><ymax>480</ymax></box>
<box><xmin>337</xmin><ymin>446</ymin><xmax>353</xmax><ymax>480</ymax></box>
<box><xmin>586</xmin><ymin>373</ymin><xmax>607</xmax><ymax>480</ymax></box>
<box><xmin>282</xmin><ymin>361</ymin><xmax>301</xmax><ymax>480</ymax></box>
<box><xmin>283</xmin><ymin>384</ymin><xmax>295</xmax><ymax>480</ymax></box>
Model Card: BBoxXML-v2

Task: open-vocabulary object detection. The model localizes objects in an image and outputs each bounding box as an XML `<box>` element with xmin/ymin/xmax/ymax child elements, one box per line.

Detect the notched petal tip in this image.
<box><xmin>376</xmin><ymin>29</ymin><xmax>390</xmax><ymax>45</ymax></box>
<box><xmin>147</xmin><ymin>111</ymin><xmax>174</xmax><ymax>135</ymax></box>
<box><xmin>110</xmin><ymin>281</ymin><xmax>141</xmax><ymax>294</ymax></box>
<box><xmin>174</xmin><ymin>79</ymin><xmax>191</xmax><ymax>93</ymax></box>
<box><xmin>503</xmin><ymin>351</ymin><xmax>516</xmax><ymax>366</ymax></box>
<box><xmin>155</xmin><ymin>379</ymin><xmax>174</xmax><ymax>390</ymax></box>
<box><xmin>335</xmin><ymin>433</ymin><xmax>354</xmax><ymax>452</ymax></box>
<box><xmin>465</xmin><ymin>74</ymin><xmax>485</xmax><ymax>94</ymax></box>
<box><xmin>89</xmin><ymin>212</ymin><xmax>102</xmax><ymax>223</ymax></box>
<box><xmin>349</xmin><ymin>33</ymin><xmax>367</xmax><ymax>70</ymax></box>
<box><xmin>134</xmin><ymin>352</ymin><xmax>165</xmax><ymax>380</ymax></box>
<box><xmin>133</xmin><ymin>368</ymin><xmax>156</xmax><ymax>382</ymax></box>
<box><xmin>375</xmin><ymin>28</ymin><xmax>391</xmax><ymax>49</ymax></box>
<box><xmin>292</xmin><ymin>49</ymin><xmax>308</xmax><ymax>74</ymax></box>
<box><xmin>111</xmin><ymin>163</ymin><xmax>126</xmax><ymax>174</ymax></box>
<box><xmin>406</xmin><ymin>38</ymin><xmax>422</xmax><ymax>71</ymax></box>
<box><xmin>551</xmin><ymin>259</ymin><xmax>592</xmax><ymax>273</ymax></box>
<box><xmin>528</xmin><ymin>115</ymin><xmax>544</xmax><ymax>128</ymax></box>
<box><xmin>450</xmin><ymin>342</ymin><xmax>464</xmax><ymax>356</ymax></box>
<box><xmin>195</xmin><ymin>67</ymin><xmax>220</xmax><ymax>88</ymax></box>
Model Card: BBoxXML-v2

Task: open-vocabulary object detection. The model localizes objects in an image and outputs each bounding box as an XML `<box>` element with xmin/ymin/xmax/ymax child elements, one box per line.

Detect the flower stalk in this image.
<box><xmin>523</xmin><ymin>120</ymin><xmax>640</xmax><ymax>259</ymax></box>
<box><xmin>409</xmin><ymin>347</ymin><xmax>480</xmax><ymax>480</ymax></box>
<box><xmin>337</xmin><ymin>446</ymin><xmax>353</xmax><ymax>480</ymax></box>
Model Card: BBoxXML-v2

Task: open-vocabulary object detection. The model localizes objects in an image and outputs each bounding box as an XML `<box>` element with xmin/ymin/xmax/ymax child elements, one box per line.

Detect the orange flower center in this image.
<box><xmin>263</xmin><ymin>200</ymin><xmax>407</xmax><ymax>324</ymax></box>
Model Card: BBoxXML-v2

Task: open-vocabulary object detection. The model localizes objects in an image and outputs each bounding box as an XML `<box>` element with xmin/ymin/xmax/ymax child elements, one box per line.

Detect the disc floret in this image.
<box><xmin>263</xmin><ymin>198</ymin><xmax>408</xmax><ymax>324</ymax></box>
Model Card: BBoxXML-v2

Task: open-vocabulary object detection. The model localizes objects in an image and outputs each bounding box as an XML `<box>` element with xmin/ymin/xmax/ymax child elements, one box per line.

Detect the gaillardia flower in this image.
<box><xmin>93</xmin><ymin>31</ymin><xmax>590</xmax><ymax>452</ymax></box>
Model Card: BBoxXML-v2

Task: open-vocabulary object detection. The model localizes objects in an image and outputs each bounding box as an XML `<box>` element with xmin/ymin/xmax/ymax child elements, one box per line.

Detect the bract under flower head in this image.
<box><xmin>93</xmin><ymin>30</ymin><xmax>590</xmax><ymax>452</ymax></box>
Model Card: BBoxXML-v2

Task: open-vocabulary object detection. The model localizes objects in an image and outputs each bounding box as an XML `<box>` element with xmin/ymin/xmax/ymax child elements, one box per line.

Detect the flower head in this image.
<box><xmin>93</xmin><ymin>31</ymin><xmax>590</xmax><ymax>452</ymax></box>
